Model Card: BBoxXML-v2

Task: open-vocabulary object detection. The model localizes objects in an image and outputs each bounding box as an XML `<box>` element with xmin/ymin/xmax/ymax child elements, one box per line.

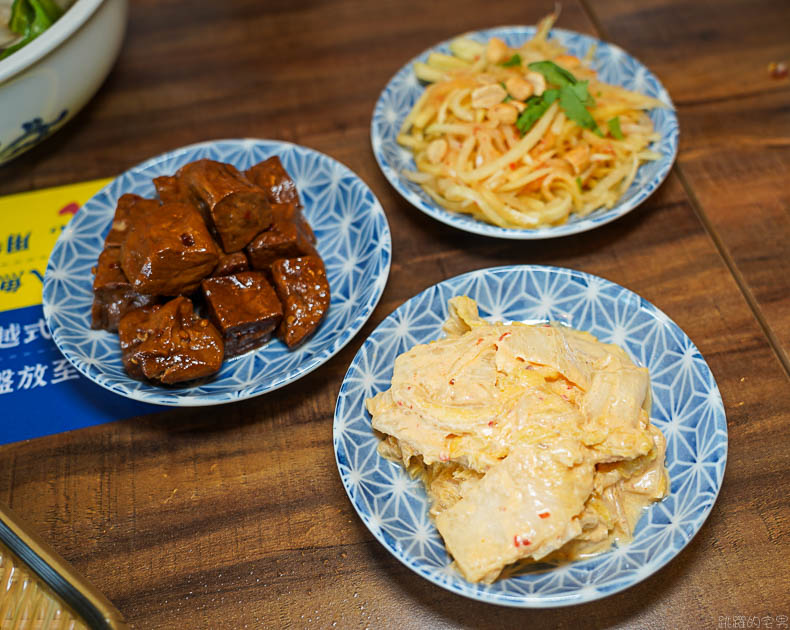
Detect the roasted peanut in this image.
<box><xmin>505</xmin><ymin>75</ymin><xmax>533</xmax><ymax>101</ymax></box>
<box><xmin>471</xmin><ymin>83</ymin><xmax>508</xmax><ymax>108</ymax></box>
<box><xmin>525</xmin><ymin>71</ymin><xmax>546</xmax><ymax>96</ymax></box>
<box><xmin>485</xmin><ymin>37</ymin><xmax>509</xmax><ymax>64</ymax></box>
<box><xmin>488</xmin><ymin>103</ymin><xmax>518</xmax><ymax>125</ymax></box>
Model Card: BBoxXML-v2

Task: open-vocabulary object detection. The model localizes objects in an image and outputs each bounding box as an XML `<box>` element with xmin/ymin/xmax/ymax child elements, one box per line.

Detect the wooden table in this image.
<box><xmin>2</xmin><ymin>0</ymin><xmax>789</xmax><ymax>627</ymax></box>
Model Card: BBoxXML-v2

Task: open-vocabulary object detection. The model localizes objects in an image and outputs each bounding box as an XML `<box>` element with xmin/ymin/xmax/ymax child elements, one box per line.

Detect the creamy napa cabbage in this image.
<box><xmin>366</xmin><ymin>296</ymin><xmax>669</xmax><ymax>583</ymax></box>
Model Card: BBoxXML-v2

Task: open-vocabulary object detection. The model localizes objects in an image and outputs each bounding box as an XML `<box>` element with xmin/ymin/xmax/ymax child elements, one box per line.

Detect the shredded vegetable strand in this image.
<box><xmin>397</xmin><ymin>16</ymin><xmax>666</xmax><ymax>229</ymax></box>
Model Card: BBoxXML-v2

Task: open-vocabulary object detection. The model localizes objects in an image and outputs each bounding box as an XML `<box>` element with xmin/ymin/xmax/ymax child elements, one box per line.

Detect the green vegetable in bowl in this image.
<box><xmin>0</xmin><ymin>0</ymin><xmax>65</xmax><ymax>60</ymax></box>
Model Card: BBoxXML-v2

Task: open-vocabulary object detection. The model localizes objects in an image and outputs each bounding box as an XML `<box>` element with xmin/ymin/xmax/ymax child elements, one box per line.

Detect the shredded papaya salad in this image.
<box><xmin>397</xmin><ymin>13</ymin><xmax>668</xmax><ymax>229</ymax></box>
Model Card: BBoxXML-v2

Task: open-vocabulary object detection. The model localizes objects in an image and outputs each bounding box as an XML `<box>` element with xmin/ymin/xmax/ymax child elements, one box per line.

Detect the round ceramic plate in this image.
<box><xmin>371</xmin><ymin>26</ymin><xmax>679</xmax><ymax>239</ymax></box>
<box><xmin>42</xmin><ymin>139</ymin><xmax>392</xmax><ymax>406</ymax></box>
<box><xmin>334</xmin><ymin>265</ymin><xmax>726</xmax><ymax>607</ymax></box>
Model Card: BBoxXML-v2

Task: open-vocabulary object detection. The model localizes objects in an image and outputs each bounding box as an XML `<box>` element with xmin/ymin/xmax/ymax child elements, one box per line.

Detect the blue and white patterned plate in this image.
<box><xmin>42</xmin><ymin>139</ymin><xmax>391</xmax><ymax>406</ymax></box>
<box><xmin>371</xmin><ymin>27</ymin><xmax>679</xmax><ymax>239</ymax></box>
<box><xmin>334</xmin><ymin>265</ymin><xmax>726</xmax><ymax>606</ymax></box>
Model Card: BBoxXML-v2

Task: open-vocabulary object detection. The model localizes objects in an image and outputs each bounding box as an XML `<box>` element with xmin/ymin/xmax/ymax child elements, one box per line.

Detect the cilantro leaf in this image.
<box><xmin>501</xmin><ymin>53</ymin><xmax>522</xmax><ymax>67</ymax></box>
<box><xmin>576</xmin><ymin>176</ymin><xmax>583</xmax><ymax>190</ymax></box>
<box><xmin>559</xmin><ymin>86</ymin><xmax>602</xmax><ymax>136</ymax></box>
<box><xmin>543</xmin><ymin>88</ymin><xmax>560</xmax><ymax>104</ymax></box>
<box><xmin>514</xmin><ymin>89</ymin><xmax>562</xmax><ymax>134</ymax></box>
<box><xmin>568</xmin><ymin>80</ymin><xmax>595</xmax><ymax>107</ymax></box>
<box><xmin>513</xmin><ymin>59</ymin><xmax>604</xmax><ymax>137</ymax></box>
<box><xmin>515</xmin><ymin>96</ymin><xmax>551</xmax><ymax>135</ymax></box>
<box><xmin>607</xmin><ymin>116</ymin><xmax>624</xmax><ymax>139</ymax></box>
<box><xmin>528</xmin><ymin>60</ymin><xmax>579</xmax><ymax>87</ymax></box>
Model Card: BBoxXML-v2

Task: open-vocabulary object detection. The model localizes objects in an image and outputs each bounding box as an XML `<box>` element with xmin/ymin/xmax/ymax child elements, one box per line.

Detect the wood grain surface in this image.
<box><xmin>1</xmin><ymin>1</ymin><xmax>789</xmax><ymax>628</ymax></box>
<box><xmin>589</xmin><ymin>0</ymin><xmax>790</xmax><ymax>389</ymax></box>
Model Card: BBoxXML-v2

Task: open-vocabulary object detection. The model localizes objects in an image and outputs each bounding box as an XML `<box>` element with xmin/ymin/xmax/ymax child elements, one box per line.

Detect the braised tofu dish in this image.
<box><xmin>91</xmin><ymin>156</ymin><xmax>330</xmax><ymax>386</ymax></box>
<box><xmin>366</xmin><ymin>297</ymin><xmax>669</xmax><ymax>584</ymax></box>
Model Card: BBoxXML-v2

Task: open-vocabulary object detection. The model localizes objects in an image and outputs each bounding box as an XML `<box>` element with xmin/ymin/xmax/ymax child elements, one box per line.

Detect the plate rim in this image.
<box><xmin>370</xmin><ymin>25</ymin><xmax>679</xmax><ymax>240</ymax></box>
<box><xmin>42</xmin><ymin>137</ymin><xmax>392</xmax><ymax>407</ymax></box>
<box><xmin>333</xmin><ymin>264</ymin><xmax>727</xmax><ymax>607</ymax></box>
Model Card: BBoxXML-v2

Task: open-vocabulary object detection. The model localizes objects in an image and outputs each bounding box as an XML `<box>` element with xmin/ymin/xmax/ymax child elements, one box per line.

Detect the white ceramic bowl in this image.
<box><xmin>0</xmin><ymin>0</ymin><xmax>127</xmax><ymax>165</ymax></box>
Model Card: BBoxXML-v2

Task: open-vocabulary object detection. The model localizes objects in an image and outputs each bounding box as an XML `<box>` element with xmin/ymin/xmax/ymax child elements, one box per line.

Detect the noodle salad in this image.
<box><xmin>397</xmin><ymin>14</ymin><xmax>669</xmax><ymax>229</ymax></box>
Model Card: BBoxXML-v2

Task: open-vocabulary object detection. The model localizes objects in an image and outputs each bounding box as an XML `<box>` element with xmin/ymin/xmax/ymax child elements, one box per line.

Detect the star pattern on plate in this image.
<box><xmin>333</xmin><ymin>265</ymin><xmax>727</xmax><ymax>607</ymax></box>
<box><xmin>371</xmin><ymin>26</ymin><xmax>679</xmax><ymax>240</ymax></box>
<box><xmin>42</xmin><ymin>139</ymin><xmax>392</xmax><ymax>406</ymax></box>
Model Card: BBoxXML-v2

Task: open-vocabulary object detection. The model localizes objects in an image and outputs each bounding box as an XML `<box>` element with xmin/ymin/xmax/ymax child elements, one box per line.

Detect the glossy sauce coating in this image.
<box><xmin>246</xmin><ymin>207</ymin><xmax>317</xmax><ymax>271</ymax></box>
<box><xmin>244</xmin><ymin>156</ymin><xmax>316</xmax><ymax>244</ymax></box>
<box><xmin>212</xmin><ymin>251</ymin><xmax>250</xmax><ymax>277</ymax></box>
<box><xmin>103</xmin><ymin>193</ymin><xmax>160</xmax><ymax>247</ymax></box>
<box><xmin>271</xmin><ymin>255</ymin><xmax>330</xmax><ymax>348</ymax></box>
<box><xmin>153</xmin><ymin>174</ymin><xmax>193</xmax><ymax>206</ymax></box>
<box><xmin>91</xmin><ymin>246</ymin><xmax>159</xmax><ymax>332</ymax></box>
<box><xmin>120</xmin><ymin>201</ymin><xmax>220</xmax><ymax>295</ymax></box>
<box><xmin>118</xmin><ymin>296</ymin><xmax>224</xmax><ymax>384</ymax></box>
<box><xmin>178</xmin><ymin>159</ymin><xmax>272</xmax><ymax>252</ymax></box>
<box><xmin>201</xmin><ymin>271</ymin><xmax>283</xmax><ymax>358</ymax></box>
<box><xmin>244</xmin><ymin>156</ymin><xmax>300</xmax><ymax>206</ymax></box>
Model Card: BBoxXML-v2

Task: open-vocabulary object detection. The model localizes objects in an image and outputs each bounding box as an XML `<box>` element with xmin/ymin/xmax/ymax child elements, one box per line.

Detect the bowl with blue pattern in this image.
<box><xmin>0</xmin><ymin>0</ymin><xmax>127</xmax><ymax>165</ymax></box>
<box><xmin>334</xmin><ymin>265</ymin><xmax>726</xmax><ymax>606</ymax></box>
<box><xmin>42</xmin><ymin>139</ymin><xmax>392</xmax><ymax>406</ymax></box>
<box><xmin>371</xmin><ymin>26</ymin><xmax>679</xmax><ymax>239</ymax></box>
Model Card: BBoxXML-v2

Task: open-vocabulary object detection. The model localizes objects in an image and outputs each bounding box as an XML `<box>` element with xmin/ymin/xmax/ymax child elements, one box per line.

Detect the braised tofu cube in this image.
<box><xmin>245</xmin><ymin>156</ymin><xmax>300</xmax><ymax>206</ymax></box>
<box><xmin>153</xmin><ymin>174</ymin><xmax>193</xmax><ymax>205</ymax></box>
<box><xmin>91</xmin><ymin>247</ymin><xmax>159</xmax><ymax>332</ymax></box>
<box><xmin>118</xmin><ymin>296</ymin><xmax>224</xmax><ymax>384</ymax></box>
<box><xmin>177</xmin><ymin>159</ymin><xmax>273</xmax><ymax>252</ymax></box>
<box><xmin>245</xmin><ymin>156</ymin><xmax>316</xmax><ymax>244</ymax></box>
<box><xmin>201</xmin><ymin>272</ymin><xmax>283</xmax><ymax>358</ymax></box>
<box><xmin>121</xmin><ymin>201</ymin><xmax>220</xmax><ymax>295</ymax></box>
<box><xmin>211</xmin><ymin>251</ymin><xmax>250</xmax><ymax>277</ymax></box>
<box><xmin>104</xmin><ymin>194</ymin><xmax>160</xmax><ymax>247</ymax></box>
<box><xmin>270</xmin><ymin>256</ymin><xmax>330</xmax><ymax>348</ymax></box>
<box><xmin>273</xmin><ymin>201</ymin><xmax>316</xmax><ymax>245</ymax></box>
<box><xmin>246</xmin><ymin>206</ymin><xmax>317</xmax><ymax>271</ymax></box>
